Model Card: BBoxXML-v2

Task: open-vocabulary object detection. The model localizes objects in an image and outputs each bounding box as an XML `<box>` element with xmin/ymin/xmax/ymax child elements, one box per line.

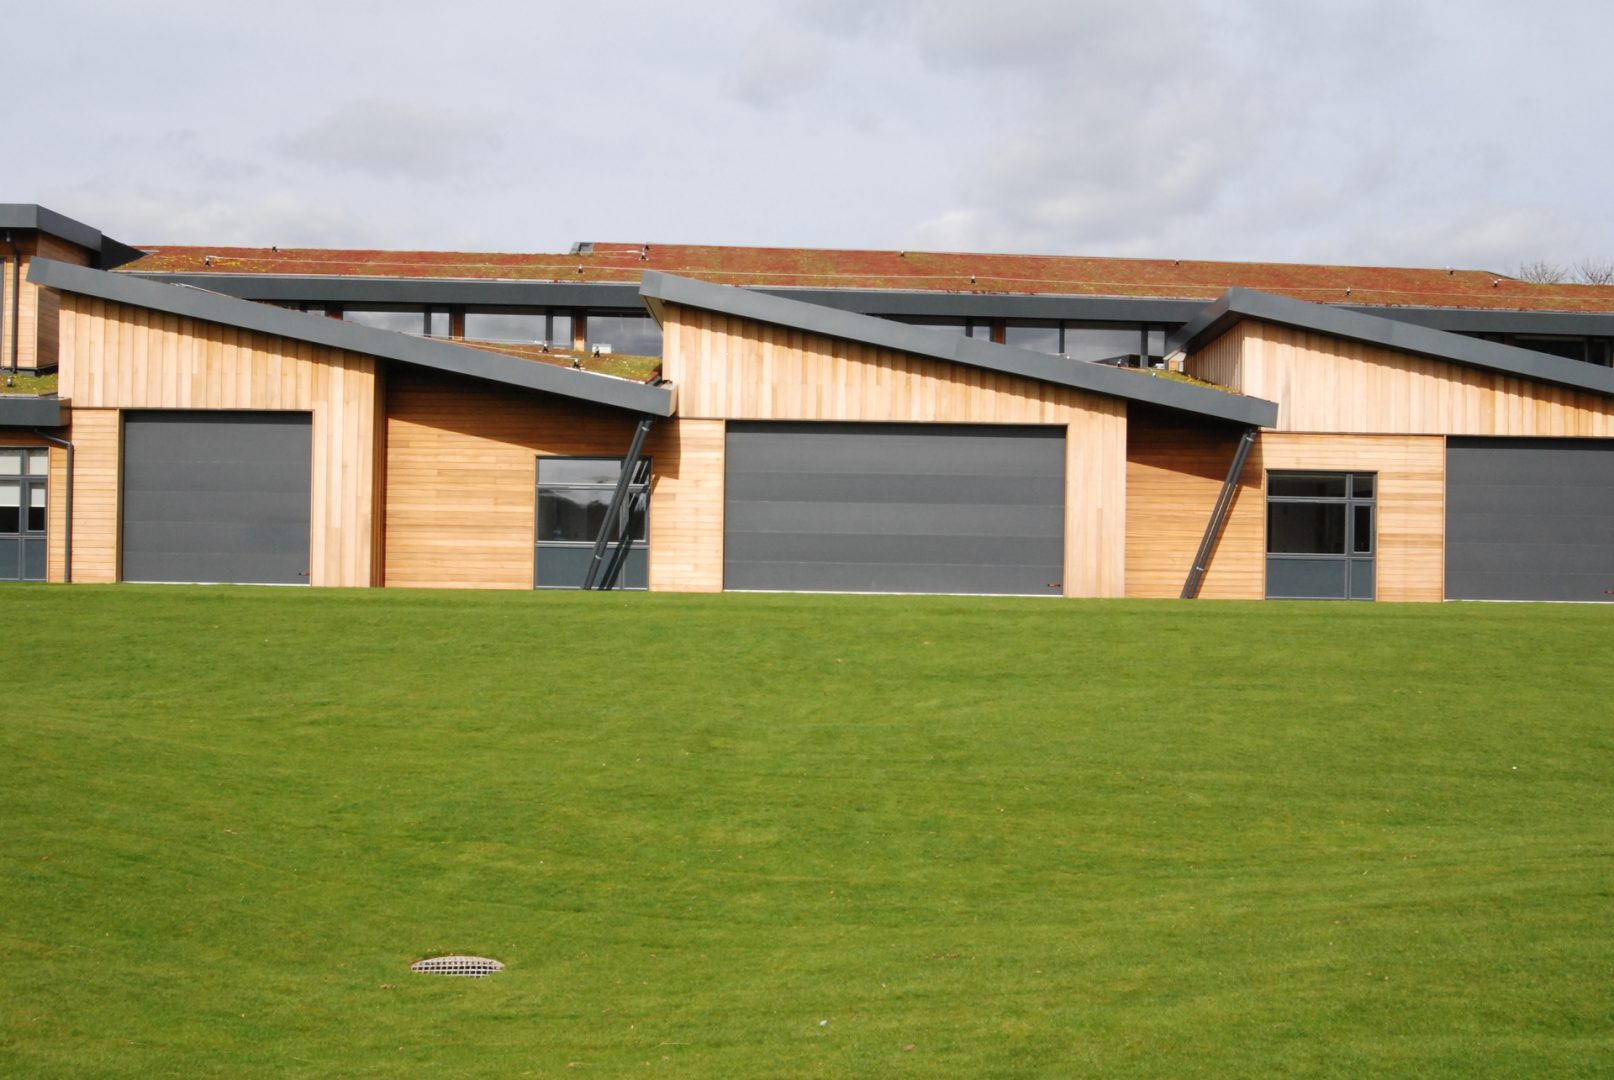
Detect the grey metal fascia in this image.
<box><xmin>641</xmin><ymin>271</ymin><xmax>1277</xmax><ymax>427</ymax></box>
<box><xmin>30</xmin><ymin>260</ymin><xmax>673</xmax><ymax>416</ymax></box>
<box><xmin>1170</xmin><ymin>288</ymin><xmax>1614</xmax><ymax>397</ymax></box>
<box><xmin>0</xmin><ymin>394</ymin><xmax>64</xmax><ymax>427</ymax></box>
<box><xmin>0</xmin><ymin>205</ymin><xmax>141</xmax><ymax>268</ymax></box>
<box><xmin>754</xmin><ymin>287</ymin><xmax>1207</xmax><ymax>322</ymax></box>
<box><xmin>124</xmin><ymin>272</ymin><xmax>647</xmax><ymax>308</ymax></box>
<box><xmin>1348</xmin><ymin>304</ymin><xmax>1614</xmax><ymax>337</ymax></box>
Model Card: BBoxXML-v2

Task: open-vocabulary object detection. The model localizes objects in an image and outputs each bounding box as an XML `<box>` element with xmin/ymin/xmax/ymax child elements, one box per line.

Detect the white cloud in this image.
<box><xmin>279</xmin><ymin>98</ymin><xmax>502</xmax><ymax>181</ymax></box>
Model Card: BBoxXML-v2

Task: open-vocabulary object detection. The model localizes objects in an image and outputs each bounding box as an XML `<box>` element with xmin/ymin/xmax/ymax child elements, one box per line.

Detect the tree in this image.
<box><xmin>1574</xmin><ymin>258</ymin><xmax>1614</xmax><ymax>286</ymax></box>
<box><xmin>1515</xmin><ymin>259</ymin><xmax>1568</xmax><ymax>284</ymax></box>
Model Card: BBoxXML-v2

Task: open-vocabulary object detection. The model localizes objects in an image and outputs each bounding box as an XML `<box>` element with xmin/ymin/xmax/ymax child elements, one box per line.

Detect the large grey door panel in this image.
<box><xmin>1446</xmin><ymin>438</ymin><xmax>1614</xmax><ymax>602</ymax></box>
<box><xmin>724</xmin><ymin>423</ymin><xmax>1065</xmax><ymax>595</ymax></box>
<box><xmin>122</xmin><ymin>411</ymin><xmax>312</xmax><ymax>585</ymax></box>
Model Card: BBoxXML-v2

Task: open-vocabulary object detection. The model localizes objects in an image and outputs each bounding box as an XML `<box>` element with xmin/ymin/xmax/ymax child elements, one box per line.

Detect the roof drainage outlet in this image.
<box><xmin>410</xmin><ymin>955</ymin><xmax>505</xmax><ymax>978</ymax></box>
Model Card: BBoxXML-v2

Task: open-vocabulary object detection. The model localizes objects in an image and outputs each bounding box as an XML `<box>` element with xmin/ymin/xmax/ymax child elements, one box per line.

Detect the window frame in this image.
<box><xmin>1265</xmin><ymin>469</ymin><xmax>1377</xmax><ymax>600</ymax></box>
<box><xmin>533</xmin><ymin>455</ymin><xmax>651</xmax><ymax>590</ymax></box>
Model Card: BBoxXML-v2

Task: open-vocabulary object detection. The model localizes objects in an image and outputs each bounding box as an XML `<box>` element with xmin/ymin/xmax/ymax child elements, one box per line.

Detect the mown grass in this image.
<box><xmin>3</xmin><ymin>587</ymin><xmax>1613</xmax><ymax>1077</ymax></box>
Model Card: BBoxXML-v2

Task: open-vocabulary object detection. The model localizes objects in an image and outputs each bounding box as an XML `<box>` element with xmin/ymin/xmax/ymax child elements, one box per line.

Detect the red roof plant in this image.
<box><xmin>120</xmin><ymin>242</ymin><xmax>1614</xmax><ymax>314</ymax></box>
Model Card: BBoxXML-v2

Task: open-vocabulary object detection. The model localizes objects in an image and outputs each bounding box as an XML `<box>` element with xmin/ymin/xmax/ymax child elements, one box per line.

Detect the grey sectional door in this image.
<box><xmin>1446</xmin><ymin>437</ymin><xmax>1614</xmax><ymax>601</ymax></box>
<box><xmin>724</xmin><ymin>422</ymin><xmax>1065</xmax><ymax>595</ymax></box>
<box><xmin>122</xmin><ymin>411</ymin><xmax>312</xmax><ymax>585</ymax></box>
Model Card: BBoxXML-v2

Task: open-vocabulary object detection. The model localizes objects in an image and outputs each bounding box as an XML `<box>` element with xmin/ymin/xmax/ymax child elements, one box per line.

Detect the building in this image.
<box><xmin>4</xmin><ymin>202</ymin><xmax>1614</xmax><ymax>601</ymax></box>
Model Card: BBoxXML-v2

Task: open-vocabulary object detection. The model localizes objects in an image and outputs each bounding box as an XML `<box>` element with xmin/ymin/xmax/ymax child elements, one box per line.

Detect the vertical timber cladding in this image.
<box><xmin>724</xmin><ymin>422</ymin><xmax>1066</xmax><ymax>595</ymax></box>
<box><xmin>122</xmin><ymin>411</ymin><xmax>312</xmax><ymax>584</ymax></box>
<box><xmin>1446</xmin><ymin>438</ymin><xmax>1614</xmax><ymax>602</ymax></box>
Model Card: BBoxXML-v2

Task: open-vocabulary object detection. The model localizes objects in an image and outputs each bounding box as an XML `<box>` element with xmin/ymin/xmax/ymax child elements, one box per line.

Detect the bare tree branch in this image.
<box><xmin>1574</xmin><ymin>258</ymin><xmax>1614</xmax><ymax>286</ymax></box>
<box><xmin>1515</xmin><ymin>260</ymin><xmax>1569</xmax><ymax>284</ymax></box>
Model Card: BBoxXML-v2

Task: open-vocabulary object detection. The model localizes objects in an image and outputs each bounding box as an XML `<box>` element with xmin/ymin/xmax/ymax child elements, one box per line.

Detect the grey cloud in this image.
<box><xmin>280</xmin><ymin>98</ymin><xmax>501</xmax><ymax>181</ymax></box>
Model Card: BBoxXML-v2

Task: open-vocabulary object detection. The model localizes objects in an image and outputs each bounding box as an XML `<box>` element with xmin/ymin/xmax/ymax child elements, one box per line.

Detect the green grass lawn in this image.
<box><xmin>4</xmin><ymin>587</ymin><xmax>1613</xmax><ymax>1077</ymax></box>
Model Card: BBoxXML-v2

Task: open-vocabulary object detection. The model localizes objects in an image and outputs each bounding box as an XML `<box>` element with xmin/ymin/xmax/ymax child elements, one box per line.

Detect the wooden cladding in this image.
<box><xmin>55</xmin><ymin>295</ymin><xmax>382</xmax><ymax>586</ymax></box>
<box><xmin>1189</xmin><ymin>322</ymin><xmax>1614</xmax><ymax>436</ymax></box>
<box><xmin>384</xmin><ymin>368</ymin><xmax>723</xmax><ymax>591</ymax></box>
<box><xmin>1262</xmin><ymin>434</ymin><xmax>1444</xmax><ymax>603</ymax></box>
<box><xmin>1066</xmin><ymin>400</ymin><xmax>1127</xmax><ymax>598</ymax></box>
<box><xmin>63</xmin><ymin>409</ymin><xmax>120</xmax><ymax>584</ymax></box>
<box><xmin>1</xmin><ymin>233</ymin><xmax>92</xmax><ymax>372</ymax></box>
<box><xmin>1126</xmin><ymin>420</ymin><xmax>1444</xmax><ymax>602</ymax></box>
<box><xmin>663</xmin><ymin>303</ymin><xmax>1113</xmax><ymax>425</ymax></box>
<box><xmin>661</xmin><ymin>302</ymin><xmax>1130</xmax><ymax>596</ymax></box>
<box><xmin>1125</xmin><ymin>418</ymin><xmax>1264</xmax><ymax>600</ymax></box>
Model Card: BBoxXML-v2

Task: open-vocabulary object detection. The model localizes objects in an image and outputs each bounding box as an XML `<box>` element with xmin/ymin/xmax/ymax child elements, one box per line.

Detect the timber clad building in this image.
<box><xmin>5</xmin><ymin>203</ymin><xmax>1614</xmax><ymax>602</ymax></box>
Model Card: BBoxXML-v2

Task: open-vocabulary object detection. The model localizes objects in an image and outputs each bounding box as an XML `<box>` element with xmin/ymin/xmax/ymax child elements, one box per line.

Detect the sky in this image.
<box><xmin>10</xmin><ymin>0</ymin><xmax>1613</xmax><ymax>273</ymax></box>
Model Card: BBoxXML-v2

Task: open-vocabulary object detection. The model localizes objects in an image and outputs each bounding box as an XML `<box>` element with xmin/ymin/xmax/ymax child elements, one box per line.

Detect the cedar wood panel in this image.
<box><xmin>384</xmin><ymin>367</ymin><xmax>723</xmax><ymax>590</ymax></box>
<box><xmin>56</xmin><ymin>295</ymin><xmax>382</xmax><ymax>586</ymax></box>
<box><xmin>660</xmin><ymin>303</ymin><xmax>1128</xmax><ymax>597</ymax></box>
<box><xmin>1189</xmin><ymin>321</ymin><xmax>1614</xmax><ymax>436</ymax></box>
<box><xmin>1126</xmin><ymin>421</ymin><xmax>1445</xmax><ymax>602</ymax></box>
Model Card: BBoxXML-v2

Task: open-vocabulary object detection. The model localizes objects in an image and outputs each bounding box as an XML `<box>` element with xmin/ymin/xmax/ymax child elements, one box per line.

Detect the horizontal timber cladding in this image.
<box><xmin>1262</xmin><ymin>434</ymin><xmax>1445</xmax><ymax>603</ymax></box>
<box><xmin>1123</xmin><ymin>423</ymin><xmax>1444</xmax><ymax>602</ymax></box>
<box><xmin>1446</xmin><ymin>438</ymin><xmax>1614</xmax><ymax>602</ymax></box>
<box><xmin>659</xmin><ymin>302</ymin><xmax>1128</xmax><ymax>596</ymax></box>
<box><xmin>54</xmin><ymin>293</ymin><xmax>381</xmax><ymax>585</ymax></box>
<box><xmin>725</xmin><ymin>423</ymin><xmax>1065</xmax><ymax>596</ymax></box>
<box><xmin>1124</xmin><ymin>412</ymin><xmax>1264</xmax><ymax>600</ymax></box>
<box><xmin>384</xmin><ymin>367</ymin><xmax>721</xmax><ymax>591</ymax></box>
<box><xmin>1186</xmin><ymin>322</ymin><xmax>1614</xmax><ymax>436</ymax></box>
<box><xmin>122</xmin><ymin>412</ymin><xmax>312</xmax><ymax>585</ymax></box>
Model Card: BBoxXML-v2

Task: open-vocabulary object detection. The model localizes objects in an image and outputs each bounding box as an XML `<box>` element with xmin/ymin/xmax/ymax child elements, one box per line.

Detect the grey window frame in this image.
<box><xmin>533</xmin><ymin>455</ymin><xmax>651</xmax><ymax>590</ymax></box>
<box><xmin>1265</xmin><ymin>469</ymin><xmax>1376</xmax><ymax>601</ymax></box>
<box><xmin>0</xmin><ymin>447</ymin><xmax>48</xmax><ymax>582</ymax></box>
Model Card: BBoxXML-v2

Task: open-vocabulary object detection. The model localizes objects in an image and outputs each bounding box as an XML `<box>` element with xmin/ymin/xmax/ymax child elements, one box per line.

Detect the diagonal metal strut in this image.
<box><xmin>582</xmin><ymin>416</ymin><xmax>655</xmax><ymax>590</ymax></box>
<box><xmin>1181</xmin><ymin>426</ymin><xmax>1258</xmax><ymax>600</ymax></box>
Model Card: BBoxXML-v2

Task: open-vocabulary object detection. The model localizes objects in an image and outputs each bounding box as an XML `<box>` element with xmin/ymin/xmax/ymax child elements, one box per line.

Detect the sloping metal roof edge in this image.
<box><xmin>639</xmin><ymin>271</ymin><xmax>1277</xmax><ymax>427</ymax></box>
<box><xmin>29</xmin><ymin>259</ymin><xmax>674</xmax><ymax>416</ymax></box>
<box><xmin>0</xmin><ymin>205</ymin><xmax>143</xmax><ymax>269</ymax></box>
<box><xmin>1170</xmin><ymin>287</ymin><xmax>1614</xmax><ymax>398</ymax></box>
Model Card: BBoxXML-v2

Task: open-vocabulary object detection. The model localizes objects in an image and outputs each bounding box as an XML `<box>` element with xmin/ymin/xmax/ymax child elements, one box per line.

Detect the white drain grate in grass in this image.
<box><xmin>410</xmin><ymin>955</ymin><xmax>504</xmax><ymax>977</ymax></box>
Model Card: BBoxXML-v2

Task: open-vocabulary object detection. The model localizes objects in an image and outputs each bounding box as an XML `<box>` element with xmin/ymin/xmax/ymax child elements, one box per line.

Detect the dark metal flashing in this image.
<box><xmin>126</xmin><ymin>272</ymin><xmax>647</xmax><ymax>308</ymax></box>
<box><xmin>1346</xmin><ymin>304</ymin><xmax>1614</xmax><ymax>337</ymax></box>
<box><xmin>1181</xmin><ymin>427</ymin><xmax>1257</xmax><ymax>599</ymax></box>
<box><xmin>133</xmin><ymin>270</ymin><xmax>1212</xmax><ymax>322</ymax></box>
<box><xmin>0</xmin><ymin>395</ymin><xmax>64</xmax><ymax>427</ymax></box>
<box><xmin>1171</xmin><ymin>288</ymin><xmax>1614</xmax><ymax>398</ymax></box>
<box><xmin>640</xmin><ymin>271</ymin><xmax>1278</xmax><ymax>427</ymax></box>
<box><xmin>28</xmin><ymin>259</ymin><xmax>674</xmax><ymax>416</ymax></box>
<box><xmin>0</xmin><ymin>205</ymin><xmax>142</xmax><ymax>269</ymax></box>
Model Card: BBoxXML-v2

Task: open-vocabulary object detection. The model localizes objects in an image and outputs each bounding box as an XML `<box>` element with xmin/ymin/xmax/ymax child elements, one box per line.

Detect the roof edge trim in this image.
<box><xmin>639</xmin><ymin>271</ymin><xmax>1277</xmax><ymax>427</ymax></box>
<box><xmin>1170</xmin><ymin>287</ymin><xmax>1614</xmax><ymax>398</ymax></box>
<box><xmin>29</xmin><ymin>259</ymin><xmax>673</xmax><ymax>416</ymax></box>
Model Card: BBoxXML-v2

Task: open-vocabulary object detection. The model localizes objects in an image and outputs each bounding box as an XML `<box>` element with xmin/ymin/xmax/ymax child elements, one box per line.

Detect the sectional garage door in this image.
<box><xmin>122</xmin><ymin>411</ymin><xmax>312</xmax><ymax>585</ymax></box>
<box><xmin>724</xmin><ymin>422</ymin><xmax>1065</xmax><ymax>595</ymax></box>
<box><xmin>1446</xmin><ymin>438</ymin><xmax>1614</xmax><ymax>602</ymax></box>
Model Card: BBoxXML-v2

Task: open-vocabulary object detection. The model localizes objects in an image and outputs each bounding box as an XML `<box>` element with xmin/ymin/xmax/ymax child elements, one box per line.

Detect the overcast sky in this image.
<box><xmin>10</xmin><ymin>0</ymin><xmax>1611</xmax><ymax>273</ymax></box>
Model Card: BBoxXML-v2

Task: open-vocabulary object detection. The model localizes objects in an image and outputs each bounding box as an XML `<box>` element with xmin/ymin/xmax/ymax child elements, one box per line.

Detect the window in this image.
<box><xmin>1001</xmin><ymin>320</ymin><xmax>1155</xmax><ymax>364</ymax></box>
<box><xmin>584</xmin><ymin>312</ymin><xmax>663</xmax><ymax>357</ymax></box>
<box><xmin>880</xmin><ymin>315</ymin><xmax>992</xmax><ymax>339</ymax></box>
<box><xmin>534</xmin><ymin>456</ymin><xmax>649</xmax><ymax>589</ymax></box>
<box><xmin>1266</xmin><ymin>471</ymin><xmax>1375</xmax><ymax>600</ymax></box>
<box><xmin>341</xmin><ymin>306</ymin><xmax>445</xmax><ymax>336</ymax></box>
<box><xmin>464</xmin><ymin>308</ymin><xmax>574</xmax><ymax>347</ymax></box>
<box><xmin>0</xmin><ymin>448</ymin><xmax>47</xmax><ymax>582</ymax></box>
